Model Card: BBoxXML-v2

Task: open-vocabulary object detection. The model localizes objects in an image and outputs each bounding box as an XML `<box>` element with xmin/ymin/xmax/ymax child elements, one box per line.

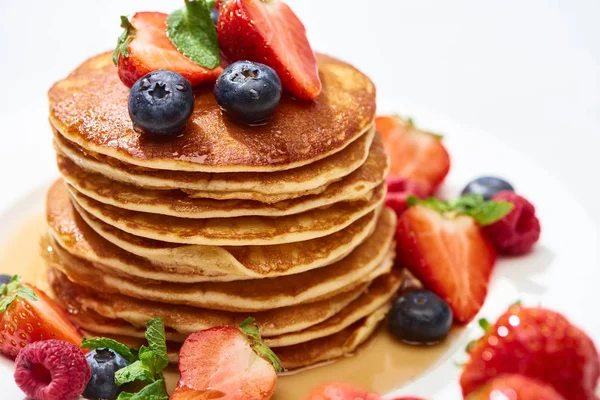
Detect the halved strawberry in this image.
<box><xmin>465</xmin><ymin>374</ymin><xmax>566</xmax><ymax>400</ymax></box>
<box><xmin>218</xmin><ymin>0</ymin><xmax>321</xmax><ymax>100</ymax></box>
<box><xmin>115</xmin><ymin>12</ymin><xmax>222</xmax><ymax>88</ymax></box>
<box><xmin>395</xmin><ymin>202</ymin><xmax>497</xmax><ymax>323</ymax></box>
<box><xmin>0</xmin><ymin>276</ymin><xmax>84</xmax><ymax>359</ymax></box>
<box><xmin>306</xmin><ymin>382</ymin><xmax>380</xmax><ymax>400</ymax></box>
<box><xmin>172</xmin><ymin>318</ymin><xmax>284</xmax><ymax>400</ymax></box>
<box><xmin>376</xmin><ymin>116</ymin><xmax>450</xmax><ymax>195</ymax></box>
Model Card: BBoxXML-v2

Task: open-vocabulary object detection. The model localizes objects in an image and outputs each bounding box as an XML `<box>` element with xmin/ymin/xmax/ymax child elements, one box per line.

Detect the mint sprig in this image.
<box><xmin>113</xmin><ymin>16</ymin><xmax>136</xmax><ymax>65</ymax></box>
<box><xmin>239</xmin><ymin>318</ymin><xmax>286</xmax><ymax>373</ymax></box>
<box><xmin>166</xmin><ymin>0</ymin><xmax>220</xmax><ymax>69</ymax></box>
<box><xmin>116</xmin><ymin>380</ymin><xmax>169</xmax><ymax>400</ymax></box>
<box><xmin>0</xmin><ymin>275</ymin><xmax>38</xmax><ymax>312</ymax></box>
<box><xmin>82</xmin><ymin>337</ymin><xmax>138</xmax><ymax>363</ymax></box>
<box><xmin>408</xmin><ymin>194</ymin><xmax>513</xmax><ymax>226</ymax></box>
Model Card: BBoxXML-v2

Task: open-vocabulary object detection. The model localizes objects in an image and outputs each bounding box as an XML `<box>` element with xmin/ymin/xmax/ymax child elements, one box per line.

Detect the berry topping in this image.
<box><xmin>0</xmin><ymin>274</ymin><xmax>11</xmax><ymax>285</ymax></box>
<box><xmin>306</xmin><ymin>382</ymin><xmax>380</xmax><ymax>400</ymax></box>
<box><xmin>172</xmin><ymin>318</ymin><xmax>283</xmax><ymax>400</ymax></box>
<box><xmin>388</xmin><ymin>289</ymin><xmax>453</xmax><ymax>344</ymax></box>
<box><xmin>14</xmin><ymin>340</ymin><xmax>91</xmax><ymax>400</ymax></box>
<box><xmin>115</xmin><ymin>12</ymin><xmax>222</xmax><ymax>88</ymax></box>
<box><xmin>462</xmin><ymin>176</ymin><xmax>515</xmax><ymax>200</ymax></box>
<box><xmin>465</xmin><ymin>374</ymin><xmax>566</xmax><ymax>400</ymax></box>
<box><xmin>460</xmin><ymin>305</ymin><xmax>599</xmax><ymax>400</ymax></box>
<box><xmin>214</xmin><ymin>61</ymin><xmax>282</xmax><ymax>124</ymax></box>
<box><xmin>0</xmin><ymin>276</ymin><xmax>83</xmax><ymax>359</ymax></box>
<box><xmin>385</xmin><ymin>176</ymin><xmax>429</xmax><ymax>216</ymax></box>
<box><xmin>376</xmin><ymin>116</ymin><xmax>450</xmax><ymax>195</ymax></box>
<box><xmin>83</xmin><ymin>348</ymin><xmax>130</xmax><ymax>400</ymax></box>
<box><xmin>218</xmin><ymin>0</ymin><xmax>321</xmax><ymax>100</ymax></box>
<box><xmin>128</xmin><ymin>70</ymin><xmax>195</xmax><ymax>136</ymax></box>
<box><xmin>484</xmin><ymin>191</ymin><xmax>541</xmax><ymax>255</ymax></box>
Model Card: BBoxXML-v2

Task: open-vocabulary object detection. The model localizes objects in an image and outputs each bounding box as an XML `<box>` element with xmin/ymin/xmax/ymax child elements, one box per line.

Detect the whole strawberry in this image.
<box><xmin>460</xmin><ymin>305</ymin><xmax>600</xmax><ymax>399</ymax></box>
<box><xmin>466</xmin><ymin>374</ymin><xmax>566</xmax><ymax>400</ymax></box>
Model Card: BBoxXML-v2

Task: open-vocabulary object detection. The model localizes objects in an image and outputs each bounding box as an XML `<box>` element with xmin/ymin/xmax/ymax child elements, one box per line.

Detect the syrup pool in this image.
<box><xmin>0</xmin><ymin>214</ymin><xmax>464</xmax><ymax>399</ymax></box>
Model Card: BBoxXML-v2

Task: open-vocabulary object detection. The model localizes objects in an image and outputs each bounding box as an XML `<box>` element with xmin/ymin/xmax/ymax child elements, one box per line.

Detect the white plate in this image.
<box><xmin>0</xmin><ymin>105</ymin><xmax>598</xmax><ymax>399</ymax></box>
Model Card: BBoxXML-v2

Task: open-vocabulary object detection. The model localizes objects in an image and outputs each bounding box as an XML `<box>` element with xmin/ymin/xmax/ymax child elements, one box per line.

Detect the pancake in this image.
<box><xmin>47</xmin><ymin>183</ymin><xmax>389</xmax><ymax>279</ymax></box>
<box><xmin>49</xmin><ymin>53</ymin><xmax>376</xmax><ymax>172</ymax></box>
<box><xmin>46</xmin><ymin>228</ymin><xmax>395</xmax><ymax>311</ymax></box>
<box><xmin>68</xmin><ymin>183</ymin><xmax>386</xmax><ymax>246</ymax></box>
<box><xmin>47</xmin><ymin>267</ymin><xmax>369</xmax><ymax>338</ymax></box>
<box><xmin>56</xmin><ymin>132</ymin><xmax>388</xmax><ymax>218</ymax></box>
<box><xmin>53</xmin><ymin>126</ymin><xmax>376</xmax><ymax>201</ymax></box>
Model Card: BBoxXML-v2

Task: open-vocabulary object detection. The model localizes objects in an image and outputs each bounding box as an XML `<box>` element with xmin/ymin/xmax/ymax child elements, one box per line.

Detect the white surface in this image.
<box><xmin>0</xmin><ymin>0</ymin><xmax>598</xmax><ymax>398</ymax></box>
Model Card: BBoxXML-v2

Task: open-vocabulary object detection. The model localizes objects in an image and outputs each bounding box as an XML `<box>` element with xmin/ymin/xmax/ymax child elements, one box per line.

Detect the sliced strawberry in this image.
<box><xmin>376</xmin><ymin>116</ymin><xmax>450</xmax><ymax>194</ymax></box>
<box><xmin>385</xmin><ymin>176</ymin><xmax>430</xmax><ymax>217</ymax></box>
<box><xmin>466</xmin><ymin>374</ymin><xmax>566</xmax><ymax>400</ymax></box>
<box><xmin>395</xmin><ymin>205</ymin><xmax>496</xmax><ymax>323</ymax></box>
<box><xmin>461</xmin><ymin>306</ymin><xmax>600</xmax><ymax>400</ymax></box>
<box><xmin>0</xmin><ymin>276</ymin><xmax>84</xmax><ymax>359</ymax></box>
<box><xmin>306</xmin><ymin>382</ymin><xmax>380</xmax><ymax>400</ymax></box>
<box><xmin>116</xmin><ymin>12</ymin><xmax>222</xmax><ymax>88</ymax></box>
<box><xmin>218</xmin><ymin>0</ymin><xmax>321</xmax><ymax>100</ymax></box>
<box><xmin>173</xmin><ymin>318</ymin><xmax>283</xmax><ymax>400</ymax></box>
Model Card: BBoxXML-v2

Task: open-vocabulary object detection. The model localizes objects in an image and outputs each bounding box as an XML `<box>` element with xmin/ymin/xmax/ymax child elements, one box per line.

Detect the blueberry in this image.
<box><xmin>462</xmin><ymin>176</ymin><xmax>514</xmax><ymax>200</ymax></box>
<box><xmin>388</xmin><ymin>289</ymin><xmax>453</xmax><ymax>344</ymax></box>
<box><xmin>0</xmin><ymin>274</ymin><xmax>12</xmax><ymax>285</ymax></box>
<box><xmin>210</xmin><ymin>7</ymin><xmax>219</xmax><ymax>25</ymax></box>
<box><xmin>128</xmin><ymin>70</ymin><xmax>194</xmax><ymax>136</ymax></box>
<box><xmin>83</xmin><ymin>348</ymin><xmax>129</xmax><ymax>400</ymax></box>
<box><xmin>214</xmin><ymin>61</ymin><xmax>282</xmax><ymax>124</ymax></box>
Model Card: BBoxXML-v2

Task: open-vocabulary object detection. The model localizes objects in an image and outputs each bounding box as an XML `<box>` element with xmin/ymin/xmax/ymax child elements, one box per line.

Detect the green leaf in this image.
<box><xmin>144</xmin><ymin>318</ymin><xmax>169</xmax><ymax>371</ymax></box>
<box><xmin>117</xmin><ymin>379</ymin><xmax>169</xmax><ymax>400</ymax></box>
<box><xmin>465</xmin><ymin>339</ymin><xmax>478</xmax><ymax>353</ymax></box>
<box><xmin>239</xmin><ymin>318</ymin><xmax>286</xmax><ymax>373</ymax></box>
<box><xmin>115</xmin><ymin>360</ymin><xmax>155</xmax><ymax>386</ymax></box>
<box><xmin>15</xmin><ymin>287</ymin><xmax>37</xmax><ymax>302</ymax></box>
<box><xmin>205</xmin><ymin>0</ymin><xmax>216</xmax><ymax>7</ymax></box>
<box><xmin>82</xmin><ymin>337</ymin><xmax>138</xmax><ymax>364</ymax></box>
<box><xmin>411</xmin><ymin>194</ymin><xmax>513</xmax><ymax>226</ymax></box>
<box><xmin>512</xmin><ymin>299</ymin><xmax>522</xmax><ymax>307</ymax></box>
<box><xmin>113</xmin><ymin>16</ymin><xmax>136</xmax><ymax>65</ymax></box>
<box><xmin>0</xmin><ymin>294</ymin><xmax>17</xmax><ymax>312</ymax></box>
<box><xmin>166</xmin><ymin>0</ymin><xmax>220</xmax><ymax>69</ymax></box>
<box><xmin>478</xmin><ymin>318</ymin><xmax>491</xmax><ymax>332</ymax></box>
<box><xmin>0</xmin><ymin>276</ymin><xmax>38</xmax><ymax>312</ymax></box>
<box><xmin>407</xmin><ymin>196</ymin><xmax>453</xmax><ymax>213</ymax></box>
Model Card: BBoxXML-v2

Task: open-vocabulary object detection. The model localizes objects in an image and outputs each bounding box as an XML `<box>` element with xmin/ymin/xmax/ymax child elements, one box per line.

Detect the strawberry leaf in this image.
<box><xmin>407</xmin><ymin>196</ymin><xmax>452</xmax><ymax>213</ymax></box>
<box><xmin>82</xmin><ymin>337</ymin><xmax>138</xmax><ymax>363</ymax></box>
<box><xmin>239</xmin><ymin>317</ymin><xmax>286</xmax><ymax>373</ymax></box>
<box><xmin>113</xmin><ymin>16</ymin><xmax>136</xmax><ymax>65</ymax></box>
<box><xmin>478</xmin><ymin>318</ymin><xmax>491</xmax><ymax>331</ymax></box>
<box><xmin>166</xmin><ymin>0</ymin><xmax>220</xmax><ymax>69</ymax></box>
<box><xmin>0</xmin><ymin>276</ymin><xmax>37</xmax><ymax>311</ymax></box>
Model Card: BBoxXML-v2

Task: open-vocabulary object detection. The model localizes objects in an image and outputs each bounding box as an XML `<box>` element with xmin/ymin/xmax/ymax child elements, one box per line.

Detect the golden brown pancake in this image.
<box><xmin>56</xmin><ymin>132</ymin><xmax>388</xmax><ymax>218</ymax></box>
<box><xmin>67</xmin><ymin>183</ymin><xmax>386</xmax><ymax>246</ymax></box>
<box><xmin>49</xmin><ymin>53</ymin><xmax>376</xmax><ymax>172</ymax></box>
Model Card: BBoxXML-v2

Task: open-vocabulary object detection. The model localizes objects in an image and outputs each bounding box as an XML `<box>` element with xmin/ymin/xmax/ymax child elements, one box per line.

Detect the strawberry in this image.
<box><xmin>0</xmin><ymin>276</ymin><xmax>83</xmax><ymax>359</ymax></box>
<box><xmin>217</xmin><ymin>0</ymin><xmax>321</xmax><ymax>100</ymax></box>
<box><xmin>376</xmin><ymin>116</ymin><xmax>450</xmax><ymax>194</ymax></box>
<box><xmin>385</xmin><ymin>176</ymin><xmax>430</xmax><ymax>217</ymax></box>
<box><xmin>460</xmin><ymin>305</ymin><xmax>600</xmax><ymax>400</ymax></box>
<box><xmin>306</xmin><ymin>382</ymin><xmax>380</xmax><ymax>400</ymax></box>
<box><xmin>115</xmin><ymin>12</ymin><xmax>222</xmax><ymax>88</ymax></box>
<box><xmin>465</xmin><ymin>374</ymin><xmax>566</xmax><ymax>400</ymax></box>
<box><xmin>394</xmin><ymin>194</ymin><xmax>515</xmax><ymax>323</ymax></box>
<box><xmin>172</xmin><ymin>318</ymin><xmax>284</xmax><ymax>400</ymax></box>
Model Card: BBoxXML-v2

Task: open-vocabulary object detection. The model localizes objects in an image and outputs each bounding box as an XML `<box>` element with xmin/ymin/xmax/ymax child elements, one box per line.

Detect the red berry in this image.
<box><xmin>306</xmin><ymin>382</ymin><xmax>380</xmax><ymax>400</ymax></box>
<box><xmin>385</xmin><ymin>176</ymin><xmax>429</xmax><ymax>216</ymax></box>
<box><xmin>14</xmin><ymin>340</ymin><xmax>91</xmax><ymax>400</ymax></box>
<box><xmin>484</xmin><ymin>191</ymin><xmax>541</xmax><ymax>255</ymax></box>
<box><xmin>465</xmin><ymin>374</ymin><xmax>566</xmax><ymax>400</ymax></box>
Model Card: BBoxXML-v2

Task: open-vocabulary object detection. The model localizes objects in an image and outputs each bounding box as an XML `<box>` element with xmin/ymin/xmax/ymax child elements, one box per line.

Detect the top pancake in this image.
<box><xmin>49</xmin><ymin>52</ymin><xmax>376</xmax><ymax>173</ymax></box>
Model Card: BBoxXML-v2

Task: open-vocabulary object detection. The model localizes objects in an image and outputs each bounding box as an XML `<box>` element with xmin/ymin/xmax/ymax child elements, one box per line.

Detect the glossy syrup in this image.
<box><xmin>0</xmin><ymin>214</ymin><xmax>463</xmax><ymax>399</ymax></box>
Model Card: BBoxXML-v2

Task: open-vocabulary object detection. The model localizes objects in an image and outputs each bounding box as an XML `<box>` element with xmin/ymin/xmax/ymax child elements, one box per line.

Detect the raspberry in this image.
<box><xmin>14</xmin><ymin>340</ymin><xmax>91</xmax><ymax>400</ymax></box>
<box><xmin>385</xmin><ymin>176</ymin><xmax>429</xmax><ymax>216</ymax></box>
<box><xmin>484</xmin><ymin>191</ymin><xmax>541</xmax><ymax>255</ymax></box>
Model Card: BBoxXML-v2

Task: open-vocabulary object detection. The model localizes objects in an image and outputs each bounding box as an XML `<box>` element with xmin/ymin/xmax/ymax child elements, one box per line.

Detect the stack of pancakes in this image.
<box><xmin>43</xmin><ymin>52</ymin><xmax>403</xmax><ymax>369</ymax></box>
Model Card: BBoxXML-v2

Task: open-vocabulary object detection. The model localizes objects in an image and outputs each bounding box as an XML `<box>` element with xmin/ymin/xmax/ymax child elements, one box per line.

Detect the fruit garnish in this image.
<box><xmin>0</xmin><ymin>275</ymin><xmax>83</xmax><ymax>359</ymax></box>
<box><xmin>385</xmin><ymin>176</ymin><xmax>429</xmax><ymax>216</ymax></box>
<box><xmin>218</xmin><ymin>0</ymin><xmax>321</xmax><ymax>100</ymax></box>
<box><xmin>465</xmin><ymin>374</ymin><xmax>566</xmax><ymax>400</ymax></box>
<box><xmin>484</xmin><ymin>191</ymin><xmax>541</xmax><ymax>255</ymax></box>
<box><xmin>462</xmin><ymin>176</ymin><xmax>515</xmax><ymax>200</ymax></box>
<box><xmin>115</xmin><ymin>12</ymin><xmax>222</xmax><ymax>88</ymax></box>
<box><xmin>395</xmin><ymin>196</ymin><xmax>511</xmax><ymax>323</ymax></box>
<box><xmin>128</xmin><ymin>70</ymin><xmax>195</xmax><ymax>136</ymax></box>
<box><xmin>460</xmin><ymin>305</ymin><xmax>599</xmax><ymax>399</ymax></box>
<box><xmin>83</xmin><ymin>349</ymin><xmax>130</xmax><ymax>400</ymax></box>
<box><xmin>376</xmin><ymin>115</ymin><xmax>450</xmax><ymax>195</ymax></box>
<box><xmin>388</xmin><ymin>289</ymin><xmax>453</xmax><ymax>345</ymax></box>
<box><xmin>82</xmin><ymin>317</ymin><xmax>170</xmax><ymax>400</ymax></box>
<box><xmin>172</xmin><ymin>317</ymin><xmax>284</xmax><ymax>400</ymax></box>
<box><xmin>214</xmin><ymin>61</ymin><xmax>282</xmax><ymax>124</ymax></box>
<box><xmin>305</xmin><ymin>382</ymin><xmax>426</xmax><ymax>400</ymax></box>
<box><xmin>14</xmin><ymin>340</ymin><xmax>91</xmax><ymax>400</ymax></box>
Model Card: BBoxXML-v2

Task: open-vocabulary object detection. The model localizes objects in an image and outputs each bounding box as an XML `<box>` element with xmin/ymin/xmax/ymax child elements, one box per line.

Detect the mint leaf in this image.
<box><xmin>144</xmin><ymin>318</ymin><xmax>169</xmax><ymax>371</ymax></box>
<box><xmin>82</xmin><ymin>337</ymin><xmax>138</xmax><ymax>364</ymax></box>
<box><xmin>117</xmin><ymin>379</ymin><xmax>169</xmax><ymax>400</ymax></box>
<box><xmin>239</xmin><ymin>318</ymin><xmax>286</xmax><ymax>373</ymax></box>
<box><xmin>407</xmin><ymin>196</ymin><xmax>452</xmax><ymax>213</ymax></box>
<box><xmin>113</xmin><ymin>16</ymin><xmax>136</xmax><ymax>65</ymax></box>
<box><xmin>166</xmin><ymin>0</ymin><xmax>220</xmax><ymax>69</ymax></box>
<box><xmin>205</xmin><ymin>0</ymin><xmax>216</xmax><ymax>7</ymax></box>
<box><xmin>115</xmin><ymin>360</ymin><xmax>155</xmax><ymax>386</ymax></box>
